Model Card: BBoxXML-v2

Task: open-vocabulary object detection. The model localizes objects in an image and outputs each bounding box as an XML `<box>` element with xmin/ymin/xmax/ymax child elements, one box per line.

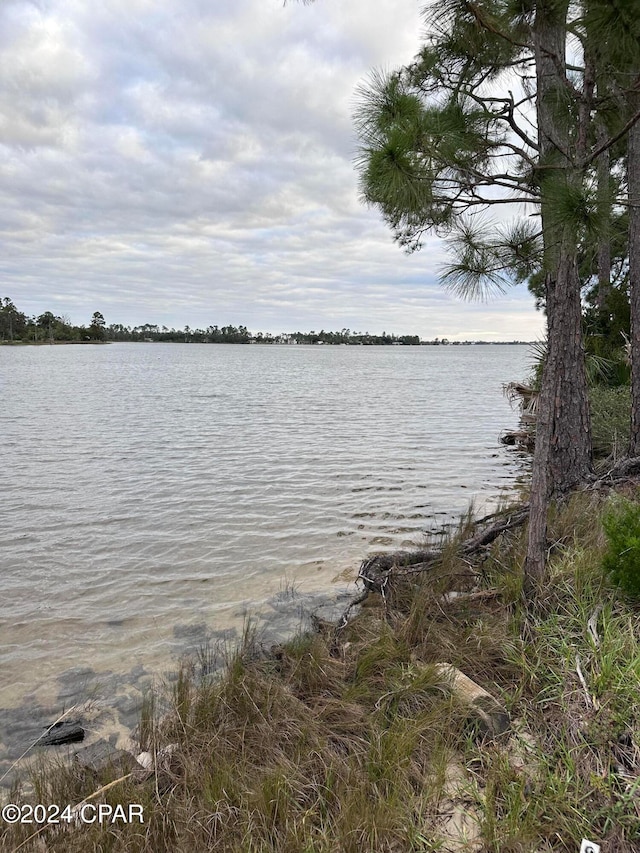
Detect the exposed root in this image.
<box><xmin>590</xmin><ymin>455</ymin><xmax>640</xmax><ymax>487</ymax></box>
<box><xmin>334</xmin><ymin>505</ymin><xmax>530</xmax><ymax>631</ymax></box>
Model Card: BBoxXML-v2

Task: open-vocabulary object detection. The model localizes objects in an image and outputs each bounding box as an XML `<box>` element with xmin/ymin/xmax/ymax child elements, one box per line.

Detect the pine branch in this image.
<box><xmin>462</xmin><ymin>89</ymin><xmax>539</xmax><ymax>153</ymax></box>
<box><xmin>583</xmin><ymin>104</ymin><xmax>640</xmax><ymax>170</ymax></box>
<box><xmin>464</xmin><ymin>1</ymin><xmax>530</xmax><ymax>53</ymax></box>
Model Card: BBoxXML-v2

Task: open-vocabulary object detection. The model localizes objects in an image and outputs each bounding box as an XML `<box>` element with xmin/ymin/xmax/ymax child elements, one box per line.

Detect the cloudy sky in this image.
<box><xmin>0</xmin><ymin>0</ymin><xmax>544</xmax><ymax>340</ymax></box>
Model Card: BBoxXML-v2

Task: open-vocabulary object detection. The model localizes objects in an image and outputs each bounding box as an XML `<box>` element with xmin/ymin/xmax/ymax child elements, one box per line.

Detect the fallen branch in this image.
<box><xmin>359</xmin><ymin>549</ymin><xmax>440</xmax><ymax>573</ymax></box>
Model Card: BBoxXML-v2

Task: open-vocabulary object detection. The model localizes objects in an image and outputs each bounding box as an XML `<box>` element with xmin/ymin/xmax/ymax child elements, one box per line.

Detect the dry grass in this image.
<box><xmin>3</xmin><ymin>489</ymin><xmax>640</xmax><ymax>852</ymax></box>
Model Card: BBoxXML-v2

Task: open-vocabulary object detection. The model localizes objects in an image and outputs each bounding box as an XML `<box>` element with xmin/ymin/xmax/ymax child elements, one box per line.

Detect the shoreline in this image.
<box><xmin>3</xmin><ymin>483</ymin><xmax>640</xmax><ymax>851</ymax></box>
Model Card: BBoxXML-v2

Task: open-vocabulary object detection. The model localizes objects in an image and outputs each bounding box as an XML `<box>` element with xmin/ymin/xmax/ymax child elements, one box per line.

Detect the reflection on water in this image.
<box><xmin>1</xmin><ymin>343</ymin><xmax>529</xmax><ymax>720</ymax></box>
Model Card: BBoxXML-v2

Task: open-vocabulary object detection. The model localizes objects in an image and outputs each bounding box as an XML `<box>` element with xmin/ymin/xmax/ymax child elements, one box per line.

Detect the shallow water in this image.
<box><xmin>1</xmin><ymin>342</ymin><xmax>529</xmax><ymax>776</ymax></box>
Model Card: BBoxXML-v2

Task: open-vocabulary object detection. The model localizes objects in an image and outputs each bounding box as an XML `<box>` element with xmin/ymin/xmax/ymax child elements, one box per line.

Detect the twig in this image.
<box><xmin>575</xmin><ymin>655</ymin><xmax>599</xmax><ymax>711</ymax></box>
<box><xmin>587</xmin><ymin>606</ymin><xmax>601</xmax><ymax>648</ymax></box>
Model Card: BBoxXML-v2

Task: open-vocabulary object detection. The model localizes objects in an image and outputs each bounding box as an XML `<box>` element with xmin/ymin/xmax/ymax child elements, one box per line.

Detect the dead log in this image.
<box><xmin>360</xmin><ymin>549</ymin><xmax>440</xmax><ymax>573</ymax></box>
<box><xmin>361</xmin><ymin>505</ymin><xmax>529</xmax><ymax>577</ymax></box>
<box><xmin>435</xmin><ymin>663</ymin><xmax>510</xmax><ymax>736</ymax></box>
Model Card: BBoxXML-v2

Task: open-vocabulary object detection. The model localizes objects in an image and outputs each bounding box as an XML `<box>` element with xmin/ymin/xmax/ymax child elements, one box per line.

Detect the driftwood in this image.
<box><xmin>359</xmin><ymin>549</ymin><xmax>440</xmax><ymax>573</ymax></box>
<box><xmin>332</xmin><ymin>454</ymin><xmax>640</xmax><ymax>632</ymax></box>
<box><xmin>435</xmin><ymin>663</ymin><xmax>510</xmax><ymax>736</ymax></box>
<box><xmin>359</xmin><ymin>506</ymin><xmax>528</xmax><ymax>591</ymax></box>
<box><xmin>500</xmin><ymin>429</ymin><xmax>535</xmax><ymax>450</ymax></box>
<box><xmin>38</xmin><ymin>721</ymin><xmax>85</xmax><ymax>747</ymax></box>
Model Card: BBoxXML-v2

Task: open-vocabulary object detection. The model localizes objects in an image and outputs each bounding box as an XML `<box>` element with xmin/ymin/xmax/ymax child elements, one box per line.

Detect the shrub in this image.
<box><xmin>590</xmin><ymin>385</ymin><xmax>630</xmax><ymax>460</ymax></box>
<box><xmin>602</xmin><ymin>497</ymin><xmax>640</xmax><ymax>597</ymax></box>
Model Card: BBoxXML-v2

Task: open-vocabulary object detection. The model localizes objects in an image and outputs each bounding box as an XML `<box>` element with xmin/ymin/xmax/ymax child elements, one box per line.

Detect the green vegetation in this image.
<box><xmin>0</xmin><ymin>298</ymin><xmax>108</xmax><ymax>344</ymax></box>
<box><xmin>5</xmin><ymin>3</ymin><xmax>640</xmax><ymax>846</ymax></box>
<box><xmin>602</xmin><ymin>497</ymin><xmax>640</xmax><ymax>597</ymax></box>
<box><xmin>4</xmin><ymin>489</ymin><xmax>640</xmax><ymax>852</ymax></box>
<box><xmin>352</xmin><ymin>0</ymin><xmax>640</xmax><ymax>583</ymax></box>
<box><xmin>591</xmin><ymin>386</ymin><xmax>631</xmax><ymax>460</ymax></box>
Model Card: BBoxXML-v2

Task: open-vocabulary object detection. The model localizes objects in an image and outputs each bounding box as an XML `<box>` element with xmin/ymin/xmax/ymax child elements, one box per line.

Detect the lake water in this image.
<box><xmin>1</xmin><ymin>342</ymin><xmax>530</xmax><ymax>776</ymax></box>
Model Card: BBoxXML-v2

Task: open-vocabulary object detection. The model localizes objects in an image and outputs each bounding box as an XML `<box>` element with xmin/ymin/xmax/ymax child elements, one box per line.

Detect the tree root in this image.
<box><xmin>333</xmin><ymin>504</ymin><xmax>530</xmax><ymax>631</ymax></box>
<box><xmin>330</xmin><ymin>455</ymin><xmax>640</xmax><ymax>635</ymax></box>
<box><xmin>590</xmin><ymin>456</ymin><xmax>640</xmax><ymax>487</ymax></box>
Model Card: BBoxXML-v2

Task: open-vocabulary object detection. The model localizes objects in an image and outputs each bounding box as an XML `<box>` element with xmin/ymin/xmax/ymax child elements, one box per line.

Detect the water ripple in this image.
<box><xmin>1</xmin><ymin>342</ymin><xmax>530</xmax><ymax>711</ymax></box>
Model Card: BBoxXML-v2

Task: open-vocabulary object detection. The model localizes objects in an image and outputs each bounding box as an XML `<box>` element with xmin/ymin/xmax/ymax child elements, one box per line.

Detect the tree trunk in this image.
<box><xmin>596</xmin><ymin>125</ymin><xmax>611</xmax><ymax>309</ymax></box>
<box><xmin>629</xmin><ymin>88</ymin><xmax>640</xmax><ymax>455</ymax></box>
<box><xmin>543</xmin><ymin>255</ymin><xmax>592</xmax><ymax>491</ymax></box>
<box><xmin>524</xmin><ymin>1</ymin><xmax>592</xmax><ymax>588</ymax></box>
<box><xmin>525</xmin><ymin>257</ymin><xmax>591</xmax><ymax>586</ymax></box>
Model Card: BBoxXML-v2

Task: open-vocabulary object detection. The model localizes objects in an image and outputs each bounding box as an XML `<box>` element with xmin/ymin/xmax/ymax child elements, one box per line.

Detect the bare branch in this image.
<box><xmin>583</xmin><ymin>104</ymin><xmax>640</xmax><ymax>170</ymax></box>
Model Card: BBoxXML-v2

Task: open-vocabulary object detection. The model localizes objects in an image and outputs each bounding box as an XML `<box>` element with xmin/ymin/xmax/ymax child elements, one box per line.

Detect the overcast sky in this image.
<box><xmin>0</xmin><ymin>0</ymin><xmax>544</xmax><ymax>340</ymax></box>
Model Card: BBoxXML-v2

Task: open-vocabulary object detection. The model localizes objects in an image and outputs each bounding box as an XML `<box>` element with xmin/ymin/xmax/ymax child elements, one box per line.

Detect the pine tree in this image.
<box><xmin>354</xmin><ymin>1</ymin><xmax>596</xmax><ymax>585</ymax></box>
<box><xmin>301</xmin><ymin>0</ymin><xmax>639</xmax><ymax>588</ymax></box>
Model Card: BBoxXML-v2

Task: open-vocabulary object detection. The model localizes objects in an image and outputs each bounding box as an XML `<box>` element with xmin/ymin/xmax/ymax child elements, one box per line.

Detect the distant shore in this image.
<box><xmin>0</xmin><ymin>340</ymin><xmax>111</xmax><ymax>346</ymax></box>
<box><xmin>1</xmin><ymin>338</ymin><xmax>533</xmax><ymax>347</ymax></box>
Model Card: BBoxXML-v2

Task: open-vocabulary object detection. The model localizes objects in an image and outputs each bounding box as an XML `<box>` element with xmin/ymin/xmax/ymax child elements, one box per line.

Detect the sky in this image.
<box><xmin>0</xmin><ymin>0</ymin><xmax>545</xmax><ymax>341</ymax></box>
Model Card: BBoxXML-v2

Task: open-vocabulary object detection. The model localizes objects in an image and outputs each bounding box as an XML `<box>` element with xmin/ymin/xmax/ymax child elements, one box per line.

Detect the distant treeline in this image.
<box><xmin>0</xmin><ymin>297</ymin><xmax>526</xmax><ymax>345</ymax></box>
<box><xmin>0</xmin><ymin>298</ymin><xmax>110</xmax><ymax>343</ymax></box>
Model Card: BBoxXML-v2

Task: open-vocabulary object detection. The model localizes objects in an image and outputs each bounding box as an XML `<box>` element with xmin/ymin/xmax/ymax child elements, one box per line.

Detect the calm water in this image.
<box><xmin>1</xmin><ymin>343</ymin><xmax>529</xmax><ymax>765</ymax></box>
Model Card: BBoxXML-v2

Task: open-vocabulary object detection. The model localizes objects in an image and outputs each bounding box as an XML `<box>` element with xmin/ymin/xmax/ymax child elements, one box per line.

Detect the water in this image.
<box><xmin>1</xmin><ymin>342</ymin><xmax>529</xmax><ymax>775</ymax></box>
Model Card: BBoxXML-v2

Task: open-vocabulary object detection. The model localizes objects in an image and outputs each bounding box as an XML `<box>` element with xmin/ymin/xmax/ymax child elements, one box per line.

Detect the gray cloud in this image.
<box><xmin>0</xmin><ymin>0</ymin><xmax>544</xmax><ymax>340</ymax></box>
